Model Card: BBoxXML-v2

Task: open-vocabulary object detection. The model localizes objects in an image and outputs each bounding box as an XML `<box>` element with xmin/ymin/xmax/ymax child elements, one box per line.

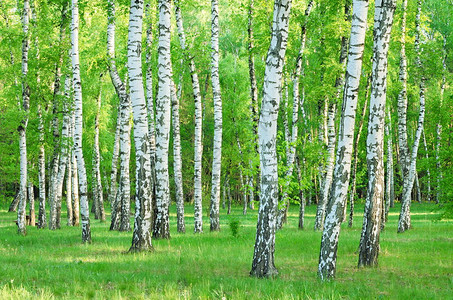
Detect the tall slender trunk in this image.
<box><xmin>250</xmin><ymin>0</ymin><xmax>292</xmax><ymax>278</ymax></box>
<box><xmin>152</xmin><ymin>0</ymin><xmax>172</xmax><ymax>240</ymax></box>
<box><xmin>37</xmin><ymin>105</ymin><xmax>46</xmax><ymax>228</ymax></box>
<box><xmin>128</xmin><ymin>0</ymin><xmax>153</xmax><ymax>252</ymax></box>
<box><xmin>435</xmin><ymin>36</ymin><xmax>446</xmax><ymax>204</ymax></box>
<box><xmin>171</xmin><ymin>80</ymin><xmax>185</xmax><ymax>233</ymax></box>
<box><xmin>358</xmin><ymin>0</ymin><xmax>396</xmax><ymax>267</ymax></box>
<box><xmin>107</xmin><ymin>0</ymin><xmax>131</xmax><ymax>232</ymax></box>
<box><xmin>315</xmin><ymin>2</ymin><xmax>351</xmax><ymax>231</ymax></box>
<box><xmin>277</xmin><ymin>0</ymin><xmax>313</xmax><ymax>230</ymax></box>
<box><xmin>27</xmin><ymin>181</ymin><xmax>34</xmax><ymax>226</ymax></box>
<box><xmin>66</xmin><ymin>142</ymin><xmax>73</xmax><ymax>226</ymax></box>
<box><xmin>71</xmin><ymin>0</ymin><xmax>91</xmax><ymax>243</ymax></box>
<box><xmin>422</xmin><ymin>131</ymin><xmax>430</xmax><ymax>201</ymax></box>
<box><xmin>17</xmin><ymin>0</ymin><xmax>31</xmax><ymax>236</ymax></box>
<box><xmin>247</xmin><ymin>0</ymin><xmax>260</xmax><ymax>203</ymax></box>
<box><xmin>93</xmin><ymin>85</ymin><xmax>105</xmax><ymax>221</ymax></box>
<box><xmin>397</xmin><ymin>0</ymin><xmax>409</xmax><ymax>190</ymax></box>
<box><xmin>384</xmin><ymin>109</ymin><xmax>394</xmax><ymax>224</ymax></box>
<box><xmin>318</xmin><ymin>0</ymin><xmax>369</xmax><ymax>280</ymax></box>
<box><xmin>145</xmin><ymin>3</ymin><xmax>157</xmax><ymax>223</ymax></box>
<box><xmin>296</xmin><ymin>155</ymin><xmax>306</xmax><ymax>230</ymax></box>
<box><xmin>209</xmin><ymin>0</ymin><xmax>223</xmax><ymax>232</ymax></box>
<box><xmin>72</xmin><ymin>151</ymin><xmax>80</xmax><ymax>226</ymax></box>
<box><xmin>108</xmin><ymin>105</ymin><xmax>120</xmax><ymax>216</ymax></box>
<box><xmin>398</xmin><ymin>0</ymin><xmax>425</xmax><ymax>233</ymax></box>
<box><xmin>348</xmin><ymin>73</ymin><xmax>371</xmax><ymax>228</ymax></box>
<box><xmin>174</xmin><ymin>0</ymin><xmax>203</xmax><ymax>233</ymax></box>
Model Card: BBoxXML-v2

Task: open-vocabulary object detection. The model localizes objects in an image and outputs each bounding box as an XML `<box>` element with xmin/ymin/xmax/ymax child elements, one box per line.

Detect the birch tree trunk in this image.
<box><xmin>93</xmin><ymin>86</ymin><xmax>105</xmax><ymax>221</ymax></box>
<box><xmin>384</xmin><ymin>109</ymin><xmax>394</xmax><ymax>223</ymax></box>
<box><xmin>247</xmin><ymin>0</ymin><xmax>260</xmax><ymax>203</ymax></box>
<box><xmin>398</xmin><ymin>0</ymin><xmax>425</xmax><ymax>233</ymax></box>
<box><xmin>145</xmin><ymin>3</ymin><xmax>157</xmax><ymax>219</ymax></box>
<box><xmin>108</xmin><ymin>105</ymin><xmax>120</xmax><ymax>215</ymax></box>
<box><xmin>128</xmin><ymin>0</ymin><xmax>153</xmax><ymax>252</ymax></box>
<box><xmin>174</xmin><ymin>0</ymin><xmax>203</xmax><ymax>233</ymax></box>
<box><xmin>66</xmin><ymin>144</ymin><xmax>73</xmax><ymax>226</ymax></box>
<box><xmin>250</xmin><ymin>0</ymin><xmax>292</xmax><ymax>278</ymax></box>
<box><xmin>106</xmin><ymin>0</ymin><xmax>131</xmax><ymax>232</ymax></box>
<box><xmin>71</xmin><ymin>0</ymin><xmax>91</xmax><ymax>243</ymax></box>
<box><xmin>318</xmin><ymin>0</ymin><xmax>369</xmax><ymax>280</ymax></box>
<box><xmin>348</xmin><ymin>73</ymin><xmax>371</xmax><ymax>228</ymax></box>
<box><xmin>315</xmin><ymin>2</ymin><xmax>350</xmax><ymax>231</ymax></box>
<box><xmin>422</xmin><ymin>132</ymin><xmax>431</xmax><ymax>201</ymax></box>
<box><xmin>171</xmin><ymin>80</ymin><xmax>185</xmax><ymax>233</ymax></box>
<box><xmin>152</xmin><ymin>0</ymin><xmax>172</xmax><ymax>240</ymax></box>
<box><xmin>50</xmin><ymin>76</ymin><xmax>71</xmax><ymax>230</ymax></box>
<box><xmin>209</xmin><ymin>0</ymin><xmax>223</xmax><ymax>232</ymax></box>
<box><xmin>17</xmin><ymin>0</ymin><xmax>31</xmax><ymax>236</ymax></box>
<box><xmin>71</xmin><ymin>106</ymin><xmax>80</xmax><ymax>226</ymax></box>
<box><xmin>37</xmin><ymin>105</ymin><xmax>46</xmax><ymax>228</ymax></box>
<box><xmin>397</xmin><ymin>0</ymin><xmax>409</xmax><ymax>192</ymax></box>
<box><xmin>276</xmin><ymin>0</ymin><xmax>313</xmax><ymax>230</ymax></box>
<box><xmin>27</xmin><ymin>182</ymin><xmax>34</xmax><ymax>226</ymax></box>
<box><xmin>358</xmin><ymin>0</ymin><xmax>396</xmax><ymax>267</ymax></box>
<box><xmin>296</xmin><ymin>155</ymin><xmax>305</xmax><ymax>230</ymax></box>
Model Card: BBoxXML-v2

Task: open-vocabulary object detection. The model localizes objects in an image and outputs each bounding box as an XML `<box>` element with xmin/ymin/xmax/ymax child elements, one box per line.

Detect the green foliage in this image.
<box><xmin>229</xmin><ymin>217</ymin><xmax>240</xmax><ymax>238</ymax></box>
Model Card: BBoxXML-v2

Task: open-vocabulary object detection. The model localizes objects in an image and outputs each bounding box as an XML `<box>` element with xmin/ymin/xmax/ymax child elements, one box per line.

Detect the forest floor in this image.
<box><xmin>0</xmin><ymin>201</ymin><xmax>451</xmax><ymax>299</ymax></box>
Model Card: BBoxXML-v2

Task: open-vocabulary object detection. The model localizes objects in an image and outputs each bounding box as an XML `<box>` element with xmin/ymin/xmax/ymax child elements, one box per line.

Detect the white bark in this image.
<box><xmin>397</xmin><ymin>0</ymin><xmax>425</xmax><ymax>233</ymax></box>
<box><xmin>171</xmin><ymin>80</ymin><xmax>185</xmax><ymax>233</ymax></box>
<box><xmin>66</xmin><ymin>144</ymin><xmax>73</xmax><ymax>226</ymax></box>
<box><xmin>276</xmin><ymin>0</ymin><xmax>313</xmax><ymax>227</ymax></box>
<box><xmin>152</xmin><ymin>0</ymin><xmax>172</xmax><ymax>239</ymax></box>
<box><xmin>250</xmin><ymin>0</ymin><xmax>292</xmax><ymax>278</ymax></box>
<box><xmin>318</xmin><ymin>0</ymin><xmax>369</xmax><ymax>280</ymax></box>
<box><xmin>384</xmin><ymin>109</ymin><xmax>394</xmax><ymax>223</ymax></box>
<box><xmin>128</xmin><ymin>0</ymin><xmax>153</xmax><ymax>252</ymax></box>
<box><xmin>71</xmin><ymin>0</ymin><xmax>91</xmax><ymax>243</ymax></box>
<box><xmin>106</xmin><ymin>0</ymin><xmax>131</xmax><ymax>232</ymax></box>
<box><xmin>37</xmin><ymin>105</ymin><xmax>46</xmax><ymax>228</ymax></box>
<box><xmin>358</xmin><ymin>0</ymin><xmax>396</xmax><ymax>267</ymax></box>
<box><xmin>17</xmin><ymin>0</ymin><xmax>31</xmax><ymax>235</ymax></box>
<box><xmin>72</xmin><ymin>151</ymin><xmax>79</xmax><ymax>226</ymax></box>
<box><xmin>174</xmin><ymin>0</ymin><xmax>203</xmax><ymax>233</ymax></box>
<box><xmin>28</xmin><ymin>181</ymin><xmax>34</xmax><ymax>226</ymax></box>
<box><xmin>397</xmin><ymin>0</ymin><xmax>409</xmax><ymax>190</ymax></box>
<box><xmin>209</xmin><ymin>0</ymin><xmax>223</xmax><ymax>232</ymax></box>
<box><xmin>93</xmin><ymin>87</ymin><xmax>105</xmax><ymax>221</ymax></box>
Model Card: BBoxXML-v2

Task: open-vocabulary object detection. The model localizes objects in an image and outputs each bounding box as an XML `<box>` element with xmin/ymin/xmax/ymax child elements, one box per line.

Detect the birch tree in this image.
<box><xmin>174</xmin><ymin>0</ymin><xmax>203</xmax><ymax>233</ymax></box>
<box><xmin>314</xmin><ymin>2</ymin><xmax>351</xmax><ymax>231</ymax></box>
<box><xmin>384</xmin><ymin>109</ymin><xmax>394</xmax><ymax>222</ymax></box>
<box><xmin>318</xmin><ymin>0</ymin><xmax>369</xmax><ymax>280</ymax></box>
<box><xmin>276</xmin><ymin>0</ymin><xmax>314</xmax><ymax>230</ymax></box>
<box><xmin>92</xmin><ymin>85</ymin><xmax>105</xmax><ymax>221</ymax></box>
<box><xmin>358</xmin><ymin>0</ymin><xmax>396</xmax><ymax>267</ymax></box>
<box><xmin>71</xmin><ymin>0</ymin><xmax>91</xmax><ymax>243</ymax></box>
<box><xmin>398</xmin><ymin>0</ymin><xmax>425</xmax><ymax>233</ymax></box>
<box><xmin>128</xmin><ymin>0</ymin><xmax>153</xmax><ymax>252</ymax></box>
<box><xmin>107</xmin><ymin>0</ymin><xmax>131</xmax><ymax>232</ymax></box>
<box><xmin>171</xmin><ymin>80</ymin><xmax>185</xmax><ymax>233</ymax></box>
<box><xmin>17</xmin><ymin>0</ymin><xmax>31</xmax><ymax>236</ymax></box>
<box><xmin>152</xmin><ymin>0</ymin><xmax>172</xmax><ymax>239</ymax></box>
<box><xmin>436</xmin><ymin>36</ymin><xmax>446</xmax><ymax>204</ymax></box>
<box><xmin>209</xmin><ymin>0</ymin><xmax>223</xmax><ymax>232</ymax></box>
<box><xmin>250</xmin><ymin>0</ymin><xmax>292</xmax><ymax>278</ymax></box>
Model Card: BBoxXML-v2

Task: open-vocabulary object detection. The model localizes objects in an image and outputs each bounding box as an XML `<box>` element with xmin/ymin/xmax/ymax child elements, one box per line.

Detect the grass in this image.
<box><xmin>0</xmin><ymin>201</ymin><xmax>452</xmax><ymax>299</ymax></box>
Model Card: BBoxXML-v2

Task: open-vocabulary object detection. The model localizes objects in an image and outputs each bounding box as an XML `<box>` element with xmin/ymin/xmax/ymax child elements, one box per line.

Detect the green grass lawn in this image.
<box><xmin>0</xmin><ymin>201</ymin><xmax>451</xmax><ymax>299</ymax></box>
